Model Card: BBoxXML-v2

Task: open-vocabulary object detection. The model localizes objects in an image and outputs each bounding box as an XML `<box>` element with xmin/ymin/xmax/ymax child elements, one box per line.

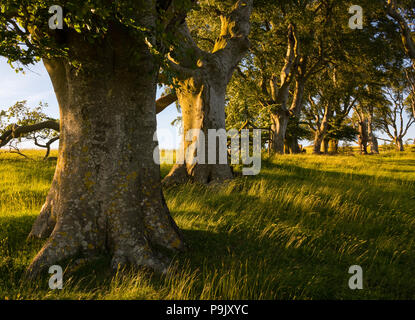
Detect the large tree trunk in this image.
<box><xmin>396</xmin><ymin>137</ymin><xmax>405</xmax><ymax>151</ymax></box>
<box><xmin>284</xmin><ymin>135</ymin><xmax>300</xmax><ymax>154</ymax></box>
<box><xmin>27</xmin><ymin>31</ymin><xmax>184</xmax><ymax>277</ymax></box>
<box><xmin>323</xmin><ymin>138</ymin><xmax>329</xmax><ymax>154</ymax></box>
<box><xmin>358</xmin><ymin>120</ymin><xmax>369</xmax><ymax>155</ymax></box>
<box><xmin>369</xmin><ymin>136</ymin><xmax>379</xmax><ymax>154</ymax></box>
<box><xmin>312</xmin><ymin>105</ymin><xmax>331</xmax><ymax>155</ymax></box>
<box><xmin>387</xmin><ymin>0</ymin><xmax>415</xmax><ymax>70</ymax></box>
<box><xmin>268</xmin><ymin>24</ymin><xmax>299</xmax><ymax>155</ymax></box>
<box><xmin>288</xmin><ymin>136</ymin><xmax>301</xmax><ymax>154</ymax></box>
<box><xmin>163</xmin><ymin>73</ymin><xmax>234</xmax><ymax>185</ymax></box>
<box><xmin>164</xmin><ymin>1</ymin><xmax>252</xmax><ymax>185</ymax></box>
<box><xmin>289</xmin><ymin>75</ymin><xmax>306</xmax><ymax>154</ymax></box>
<box><xmin>367</xmin><ymin>113</ymin><xmax>379</xmax><ymax>154</ymax></box>
<box><xmin>313</xmin><ymin>132</ymin><xmax>324</xmax><ymax>155</ymax></box>
<box><xmin>328</xmin><ymin>139</ymin><xmax>338</xmax><ymax>154</ymax></box>
<box><xmin>270</xmin><ymin>111</ymin><xmax>290</xmax><ymax>154</ymax></box>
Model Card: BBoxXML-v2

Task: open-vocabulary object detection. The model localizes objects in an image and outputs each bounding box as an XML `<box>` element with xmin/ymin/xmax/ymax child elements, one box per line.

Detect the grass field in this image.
<box><xmin>1</xmin><ymin>149</ymin><xmax>415</xmax><ymax>299</ymax></box>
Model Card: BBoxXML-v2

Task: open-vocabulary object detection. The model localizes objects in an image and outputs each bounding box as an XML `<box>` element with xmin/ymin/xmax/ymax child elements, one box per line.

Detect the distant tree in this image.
<box><xmin>225</xmin><ymin>0</ymin><xmax>333</xmax><ymax>155</ymax></box>
<box><xmin>386</xmin><ymin>0</ymin><xmax>415</xmax><ymax>70</ymax></box>
<box><xmin>0</xmin><ymin>101</ymin><xmax>59</xmax><ymax>159</ymax></box>
<box><xmin>377</xmin><ymin>82</ymin><xmax>415</xmax><ymax>151</ymax></box>
<box><xmin>352</xmin><ymin>86</ymin><xmax>389</xmax><ymax>155</ymax></box>
<box><xmin>405</xmin><ymin>68</ymin><xmax>415</xmax><ymax>120</ymax></box>
<box><xmin>304</xmin><ymin>65</ymin><xmax>359</xmax><ymax>155</ymax></box>
<box><xmin>304</xmin><ymin>77</ymin><xmax>333</xmax><ymax>155</ymax></box>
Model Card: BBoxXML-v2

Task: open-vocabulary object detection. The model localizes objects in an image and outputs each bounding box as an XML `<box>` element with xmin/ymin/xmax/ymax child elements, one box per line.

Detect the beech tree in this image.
<box><xmin>304</xmin><ymin>75</ymin><xmax>333</xmax><ymax>155</ymax></box>
<box><xmin>352</xmin><ymin>86</ymin><xmax>388</xmax><ymax>155</ymax></box>
<box><xmin>405</xmin><ymin>68</ymin><xmax>415</xmax><ymax>120</ymax></box>
<box><xmin>0</xmin><ymin>0</ymin><xmax>196</xmax><ymax>277</ymax></box>
<box><xmin>0</xmin><ymin>101</ymin><xmax>59</xmax><ymax>159</ymax></box>
<box><xmin>162</xmin><ymin>0</ymin><xmax>253</xmax><ymax>185</ymax></box>
<box><xmin>377</xmin><ymin>82</ymin><xmax>415</xmax><ymax>151</ymax></box>
<box><xmin>226</xmin><ymin>1</ymin><xmax>360</xmax><ymax>155</ymax></box>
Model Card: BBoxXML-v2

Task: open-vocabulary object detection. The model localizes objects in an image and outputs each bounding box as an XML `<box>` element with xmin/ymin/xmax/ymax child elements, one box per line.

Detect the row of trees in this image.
<box><xmin>0</xmin><ymin>0</ymin><xmax>414</xmax><ymax>276</ymax></box>
<box><xmin>4</xmin><ymin>1</ymin><xmax>415</xmax><ymax>158</ymax></box>
<box><xmin>223</xmin><ymin>0</ymin><xmax>415</xmax><ymax>155</ymax></box>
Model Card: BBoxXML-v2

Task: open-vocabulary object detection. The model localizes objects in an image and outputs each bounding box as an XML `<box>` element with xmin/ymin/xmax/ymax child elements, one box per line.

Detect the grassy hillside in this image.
<box><xmin>1</xmin><ymin>149</ymin><xmax>415</xmax><ymax>299</ymax></box>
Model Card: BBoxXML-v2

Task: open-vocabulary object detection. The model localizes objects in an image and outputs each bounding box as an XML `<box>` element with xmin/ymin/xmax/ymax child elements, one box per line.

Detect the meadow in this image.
<box><xmin>1</xmin><ymin>148</ymin><xmax>415</xmax><ymax>299</ymax></box>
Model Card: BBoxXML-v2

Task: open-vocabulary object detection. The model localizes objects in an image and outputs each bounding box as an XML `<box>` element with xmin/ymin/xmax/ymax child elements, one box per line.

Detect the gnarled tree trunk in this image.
<box><xmin>163</xmin><ymin>1</ymin><xmax>252</xmax><ymax>185</ymax></box>
<box><xmin>367</xmin><ymin>113</ymin><xmax>379</xmax><ymax>154</ymax></box>
<box><xmin>288</xmin><ymin>61</ymin><xmax>307</xmax><ymax>154</ymax></box>
<box><xmin>268</xmin><ymin>24</ymin><xmax>299</xmax><ymax>155</ymax></box>
<box><xmin>164</xmin><ymin>70</ymin><xmax>234</xmax><ymax>184</ymax></box>
<box><xmin>287</xmin><ymin>136</ymin><xmax>301</xmax><ymax>154</ymax></box>
<box><xmin>313</xmin><ymin>133</ymin><xmax>324</xmax><ymax>155</ymax></box>
<box><xmin>396</xmin><ymin>137</ymin><xmax>405</xmax><ymax>151</ymax></box>
<box><xmin>27</xmin><ymin>28</ymin><xmax>184</xmax><ymax>277</ymax></box>
<box><xmin>323</xmin><ymin>138</ymin><xmax>329</xmax><ymax>154</ymax></box>
<box><xmin>328</xmin><ymin>139</ymin><xmax>338</xmax><ymax>154</ymax></box>
<box><xmin>312</xmin><ymin>105</ymin><xmax>331</xmax><ymax>155</ymax></box>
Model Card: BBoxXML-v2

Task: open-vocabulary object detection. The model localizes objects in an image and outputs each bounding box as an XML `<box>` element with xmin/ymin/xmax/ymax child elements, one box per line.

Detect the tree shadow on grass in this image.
<box><xmin>1</xmin><ymin>213</ymin><xmax>414</xmax><ymax>299</ymax></box>
<box><xmin>258</xmin><ymin>161</ymin><xmax>413</xmax><ymax>207</ymax></box>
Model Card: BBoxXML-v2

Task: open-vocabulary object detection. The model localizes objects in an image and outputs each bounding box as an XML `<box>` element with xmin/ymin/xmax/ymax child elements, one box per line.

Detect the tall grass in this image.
<box><xmin>0</xmin><ymin>149</ymin><xmax>415</xmax><ymax>299</ymax></box>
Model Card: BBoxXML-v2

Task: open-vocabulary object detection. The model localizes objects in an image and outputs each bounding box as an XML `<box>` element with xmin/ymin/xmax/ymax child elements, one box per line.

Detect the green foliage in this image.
<box><xmin>0</xmin><ymin>0</ymin><xmax>195</xmax><ymax>68</ymax></box>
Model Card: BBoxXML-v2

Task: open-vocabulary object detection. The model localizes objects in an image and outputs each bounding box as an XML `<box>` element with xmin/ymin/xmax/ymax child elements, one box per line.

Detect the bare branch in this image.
<box><xmin>0</xmin><ymin>120</ymin><xmax>60</xmax><ymax>148</ymax></box>
<box><xmin>156</xmin><ymin>92</ymin><xmax>178</xmax><ymax>114</ymax></box>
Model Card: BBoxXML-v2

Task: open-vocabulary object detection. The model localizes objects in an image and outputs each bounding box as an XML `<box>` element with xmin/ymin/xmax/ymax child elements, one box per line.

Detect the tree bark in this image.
<box><xmin>312</xmin><ymin>105</ymin><xmax>331</xmax><ymax>155</ymax></box>
<box><xmin>268</xmin><ymin>24</ymin><xmax>299</xmax><ymax>155</ymax></box>
<box><xmin>288</xmin><ymin>67</ymin><xmax>307</xmax><ymax>154</ymax></box>
<box><xmin>270</xmin><ymin>110</ymin><xmax>290</xmax><ymax>154</ymax></box>
<box><xmin>396</xmin><ymin>137</ymin><xmax>405</xmax><ymax>151</ymax></box>
<box><xmin>288</xmin><ymin>136</ymin><xmax>301</xmax><ymax>154</ymax></box>
<box><xmin>156</xmin><ymin>92</ymin><xmax>178</xmax><ymax>114</ymax></box>
<box><xmin>313</xmin><ymin>133</ymin><xmax>324</xmax><ymax>155</ymax></box>
<box><xmin>284</xmin><ymin>135</ymin><xmax>300</xmax><ymax>154</ymax></box>
<box><xmin>27</xmin><ymin>28</ymin><xmax>184</xmax><ymax>277</ymax></box>
<box><xmin>163</xmin><ymin>69</ymin><xmax>234</xmax><ymax>184</ymax></box>
<box><xmin>322</xmin><ymin>138</ymin><xmax>329</xmax><ymax>154</ymax></box>
<box><xmin>328</xmin><ymin>139</ymin><xmax>338</xmax><ymax>154</ymax></box>
<box><xmin>367</xmin><ymin>112</ymin><xmax>379</xmax><ymax>154</ymax></box>
<box><xmin>387</xmin><ymin>0</ymin><xmax>415</xmax><ymax>70</ymax></box>
<box><xmin>164</xmin><ymin>1</ymin><xmax>253</xmax><ymax>185</ymax></box>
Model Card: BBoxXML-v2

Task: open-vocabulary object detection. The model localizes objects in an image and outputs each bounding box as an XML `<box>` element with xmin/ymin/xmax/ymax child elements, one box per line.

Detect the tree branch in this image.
<box><xmin>0</xmin><ymin>120</ymin><xmax>60</xmax><ymax>148</ymax></box>
<box><xmin>156</xmin><ymin>92</ymin><xmax>178</xmax><ymax>114</ymax></box>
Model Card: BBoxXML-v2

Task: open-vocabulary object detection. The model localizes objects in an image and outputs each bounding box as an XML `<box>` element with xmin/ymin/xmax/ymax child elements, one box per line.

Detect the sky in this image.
<box><xmin>0</xmin><ymin>57</ymin><xmax>182</xmax><ymax>150</ymax></box>
<box><xmin>1</xmin><ymin>57</ymin><xmax>414</xmax><ymax>151</ymax></box>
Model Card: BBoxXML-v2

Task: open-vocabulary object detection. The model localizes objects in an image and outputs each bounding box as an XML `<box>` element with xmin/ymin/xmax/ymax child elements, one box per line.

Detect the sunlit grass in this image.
<box><xmin>1</xmin><ymin>148</ymin><xmax>415</xmax><ymax>299</ymax></box>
